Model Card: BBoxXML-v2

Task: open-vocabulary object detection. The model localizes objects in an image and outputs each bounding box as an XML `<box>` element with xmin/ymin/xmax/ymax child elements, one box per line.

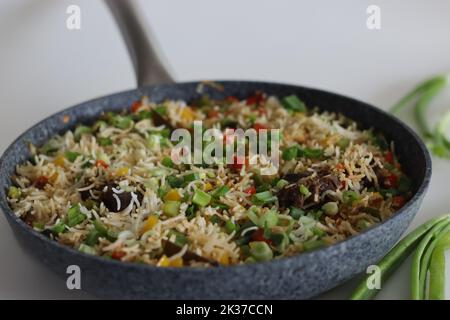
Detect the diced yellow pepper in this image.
<box><xmin>170</xmin><ymin>257</ymin><xmax>184</xmax><ymax>267</ymax></box>
<box><xmin>115</xmin><ymin>167</ymin><xmax>129</xmax><ymax>177</ymax></box>
<box><xmin>203</xmin><ymin>182</ymin><xmax>213</xmax><ymax>192</ymax></box>
<box><xmin>49</xmin><ymin>172</ymin><xmax>59</xmax><ymax>183</ymax></box>
<box><xmin>142</xmin><ymin>215</ymin><xmax>159</xmax><ymax>233</ymax></box>
<box><xmin>53</xmin><ymin>155</ymin><xmax>65</xmax><ymax>167</ymax></box>
<box><xmin>219</xmin><ymin>252</ymin><xmax>229</xmax><ymax>266</ymax></box>
<box><xmin>157</xmin><ymin>255</ymin><xmax>171</xmax><ymax>267</ymax></box>
<box><xmin>164</xmin><ymin>189</ymin><xmax>181</xmax><ymax>201</ymax></box>
<box><xmin>180</xmin><ymin>107</ymin><xmax>194</xmax><ymax>122</ymax></box>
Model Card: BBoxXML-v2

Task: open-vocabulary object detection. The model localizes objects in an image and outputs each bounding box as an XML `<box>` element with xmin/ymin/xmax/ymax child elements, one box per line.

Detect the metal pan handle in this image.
<box><xmin>104</xmin><ymin>0</ymin><xmax>174</xmax><ymax>87</ymax></box>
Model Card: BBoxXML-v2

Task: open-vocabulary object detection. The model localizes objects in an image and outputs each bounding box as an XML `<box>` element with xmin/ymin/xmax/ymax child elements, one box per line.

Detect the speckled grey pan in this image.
<box><xmin>0</xmin><ymin>81</ymin><xmax>431</xmax><ymax>299</ymax></box>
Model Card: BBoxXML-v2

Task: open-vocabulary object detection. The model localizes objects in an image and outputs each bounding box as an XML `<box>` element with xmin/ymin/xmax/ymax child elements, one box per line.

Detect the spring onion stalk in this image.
<box><xmin>414</xmin><ymin>78</ymin><xmax>447</xmax><ymax>138</ymax></box>
<box><xmin>390</xmin><ymin>74</ymin><xmax>450</xmax><ymax>157</ymax></box>
<box><xmin>350</xmin><ymin>215</ymin><xmax>450</xmax><ymax>300</ymax></box>
<box><xmin>410</xmin><ymin>219</ymin><xmax>450</xmax><ymax>300</ymax></box>
<box><xmin>390</xmin><ymin>75</ymin><xmax>447</xmax><ymax>114</ymax></box>
<box><xmin>428</xmin><ymin>231</ymin><xmax>450</xmax><ymax>300</ymax></box>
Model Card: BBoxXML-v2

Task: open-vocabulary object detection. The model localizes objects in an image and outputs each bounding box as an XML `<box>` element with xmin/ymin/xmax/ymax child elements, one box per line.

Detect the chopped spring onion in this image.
<box><xmin>78</xmin><ymin>243</ymin><xmax>96</xmax><ymax>255</ymax></box>
<box><xmin>342</xmin><ymin>190</ymin><xmax>360</xmax><ymax>204</ymax></box>
<box><xmin>210</xmin><ymin>215</ymin><xmax>221</xmax><ymax>225</ymax></box>
<box><xmin>249</xmin><ymin>241</ymin><xmax>273</xmax><ymax>262</ymax></box>
<box><xmin>212</xmin><ymin>185</ymin><xmax>230</xmax><ymax>198</ymax></box>
<box><xmin>275</xmin><ymin>179</ymin><xmax>289</xmax><ymax>190</ymax></box>
<box><xmin>113</xmin><ymin>115</ymin><xmax>133</xmax><ymax>130</ymax></box>
<box><xmin>225</xmin><ymin>219</ymin><xmax>237</xmax><ymax>234</ymax></box>
<box><xmin>161</xmin><ymin>156</ymin><xmax>174</xmax><ymax>168</ymax></box>
<box><xmin>163</xmin><ymin>201</ymin><xmax>181</xmax><ymax>217</ymax></box>
<box><xmin>74</xmin><ymin>126</ymin><xmax>92</xmax><ymax>142</ymax></box>
<box><xmin>93</xmin><ymin>219</ymin><xmax>117</xmax><ymax>241</ymax></box>
<box><xmin>185</xmin><ymin>204</ymin><xmax>197</xmax><ymax>220</ymax></box>
<box><xmin>252</xmin><ymin>191</ymin><xmax>277</xmax><ymax>205</ymax></box>
<box><xmin>281</xmin><ymin>95</ymin><xmax>307</xmax><ymax>113</ymax></box>
<box><xmin>299</xmin><ymin>185</ymin><xmax>311</xmax><ymax>198</ymax></box>
<box><xmin>51</xmin><ymin>221</ymin><xmax>66</xmax><ymax>234</ymax></box>
<box><xmin>282</xmin><ymin>146</ymin><xmax>298</xmax><ymax>161</ymax></box>
<box><xmin>65</xmin><ymin>151</ymin><xmax>82</xmax><ymax>162</ymax></box>
<box><xmin>259</xmin><ymin>210</ymin><xmax>279</xmax><ymax>228</ymax></box>
<box><xmin>154</xmin><ymin>105</ymin><xmax>167</xmax><ymax>116</ymax></box>
<box><xmin>246</xmin><ymin>207</ymin><xmax>261</xmax><ymax>226</ymax></box>
<box><xmin>289</xmin><ymin>207</ymin><xmax>304</xmax><ymax>220</ymax></box>
<box><xmin>67</xmin><ymin>204</ymin><xmax>86</xmax><ymax>227</ymax></box>
<box><xmin>167</xmin><ymin>176</ymin><xmax>184</xmax><ymax>188</ymax></box>
<box><xmin>98</xmin><ymin>137</ymin><xmax>112</xmax><ymax>146</ymax></box>
<box><xmin>303</xmin><ymin>239</ymin><xmax>325</xmax><ymax>251</ymax></box>
<box><xmin>183</xmin><ymin>172</ymin><xmax>200</xmax><ymax>183</ymax></box>
<box><xmin>192</xmin><ymin>189</ymin><xmax>212</xmax><ymax>207</ymax></box>
<box><xmin>168</xmin><ymin>229</ymin><xmax>188</xmax><ymax>246</ymax></box>
<box><xmin>85</xmin><ymin>229</ymin><xmax>100</xmax><ymax>246</ymax></box>
<box><xmin>8</xmin><ymin>186</ymin><xmax>21</xmax><ymax>199</ymax></box>
<box><xmin>322</xmin><ymin>201</ymin><xmax>339</xmax><ymax>216</ymax></box>
<box><xmin>337</xmin><ymin>138</ymin><xmax>350</xmax><ymax>150</ymax></box>
<box><xmin>270</xmin><ymin>232</ymin><xmax>289</xmax><ymax>252</ymax></box>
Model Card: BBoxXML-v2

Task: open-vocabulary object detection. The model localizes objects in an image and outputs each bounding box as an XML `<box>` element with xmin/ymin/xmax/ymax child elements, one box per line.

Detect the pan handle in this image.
<box><xmin>104</xmin><ymin>0</ymin><xmax>174</xmax><ymax>87</ymax></box>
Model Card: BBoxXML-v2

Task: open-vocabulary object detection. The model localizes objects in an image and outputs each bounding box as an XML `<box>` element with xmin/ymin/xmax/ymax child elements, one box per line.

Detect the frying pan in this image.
<box><xmin>0</xmin><ymin>1</ymin><xmax>431</xmax><ymax>299</ymax></box>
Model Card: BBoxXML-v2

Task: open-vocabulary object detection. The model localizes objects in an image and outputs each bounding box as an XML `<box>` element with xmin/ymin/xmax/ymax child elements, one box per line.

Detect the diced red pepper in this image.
<box><xmin>384</xmin><ymin>174</ymin><xmax>398</xmax><ymax>188</ymax></box>
<box><xmin>223</xmin><ymin>129</ymin><xmax>235</xmax><ymax>145</ymax></box>
<box><xmin>246</xmin><ymin>92</ymin><xmax>265</xmax><ymax>106</ymax></box>
<box><xmin>385</xmin><ymin>151</ymin><xmax>394</xmax><ymax>164</ymax></box>
<box><xmin>226</xmin><ymin>96</ymin><xmax>239</xmax><ymax>103</ymax></box>
<box><xmin>131</xmin><ymin>101</ymin><xmax>142</xmax><ymax>113</ymax></box>
<box><xmin>111</xmin><ymin>251</ymin><xmax>126</xmax><ymax>260</ymax></box>
<box><xmin>392</xmin><ymin>196</ymin><xmax>406</xmax><ymax>208</ymax></box>
<box><xmin>244</xmin><ymin>186</ymin><xmax>256</xmax><ymax>195</ymax></box>
<box><xmin>229</xmin><ymin>155</ymin><xmax>249</xmax><ymax>171</ymax></box>
<box><xmin>251</xmin><ymin>228</ymin><xmax>273</xmax><ymax>245</ymax></box>
<box><xmin>207</xmin><ymin>109</ymin><xmax>220</xmax><ymax>118</ymax></box>
<box><xmin>95</xmin><ymin>160</ymin><xmax>109</xmax><ymax>170</ymax></box>
<box><xmin>34</xmin><ymin>176</ymin><xmax>49</xmax><ymax>189</ymax></box>
<box><xmin>253</xmin><ymin>123</ymin><xmax>267</xmax><ymax>133</ymax></box>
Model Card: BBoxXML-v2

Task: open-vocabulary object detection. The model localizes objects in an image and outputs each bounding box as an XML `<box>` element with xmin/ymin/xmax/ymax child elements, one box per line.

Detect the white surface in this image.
<box><xmin>1</xmin><ymin>0</ymin><xmax>450</xmax><ymax>300</ymax></box>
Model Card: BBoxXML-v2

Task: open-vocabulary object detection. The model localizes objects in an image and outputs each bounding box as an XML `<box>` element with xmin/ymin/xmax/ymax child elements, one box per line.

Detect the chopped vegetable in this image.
<box><xmin>74</xmin><ymin>126</ymin><xmax>92</xmax><ymax>141</ymax></box>
<box><xmin>322</xmin><ymin>201</ymin><xmax>339</xmax><ymax>216</ymax></box>
<box><xmin>249</xmin><ymin>241</ymin><xmax>273</xmax><ymax>262</ymax></box>
<box><xmin>8</xmin><ymin>186</ymin><xmax>21</xmax><ymax>199</ymax></box>
<box><xmin>183</xmin><ymin>172</ymin><xmax>200</xmax><ymax>183</ymax></box>
<box><xmin>67</xmin><ymin>204</ymin><xmax>86</xmax><ymax>227</ymax></box>
<box><xmin>289</xmin><ymin>207</ymin><xmax>304</xmax><ymax>220</ymax></box>
<box><xmin>65</xmin><ymin>151</ymin><xmax>81</xmax><ymax>162</ymax></box>
<box><xmin>78</xmin><ymin>243</ymin><xmax>96</xmax><ymax>255</ymax></box>
<box><xmin>98</xmin><ymin>137</ymin><xmax>112</xmax><ymax>146</ymax></box>
<box><xmin>299</xmin><ymin>185</ymin><xmax>311</xmax><ymax>198</ymax></box>
<box><xmin>252</xmin><ymin>191</ymin><xmax>277</xmax><ymax>205</ymax></box>
<box><xmin>281</xmin><ymin>95</ymin><xmax>306</xmax><ymax>112</ymax></box>
<box><xmin>224</xmin><ymin>219</ymin><xmax>237</xmax><ymax>234</ymax></box>
<box><xmin>163</xmin><ymin>201</ymin><xmax>181</xmax><ymax>217</ymax></box>
<box><xmin>192</xmin><ymin>189</ymin><xmax>212</xmax><ymax>207</ymax></box>
<box><xmin>164</xmin><ymin>189</ymin><xmax>181</xmax><ymax>201</ymax></box>
<box><xmin>342</xmin><ymin>191</ymin><xmax>360</xmax><ymax>204</ymax></box>
<box><xmin>142</xmin><ymin>215</ymin><xmax>159</xmax><ymax>233</ymax></box>
<box><xmin>52</xmin><ymin>221</ymin><xmax>66</xmax><ymax>234</ymax></box>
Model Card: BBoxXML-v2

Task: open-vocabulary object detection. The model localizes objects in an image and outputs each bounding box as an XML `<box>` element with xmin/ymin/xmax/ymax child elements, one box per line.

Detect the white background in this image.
<box><xmin>0</xmin><ymin>0</ymin><xmax>450</xmax><ymax>299</ymax></box>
